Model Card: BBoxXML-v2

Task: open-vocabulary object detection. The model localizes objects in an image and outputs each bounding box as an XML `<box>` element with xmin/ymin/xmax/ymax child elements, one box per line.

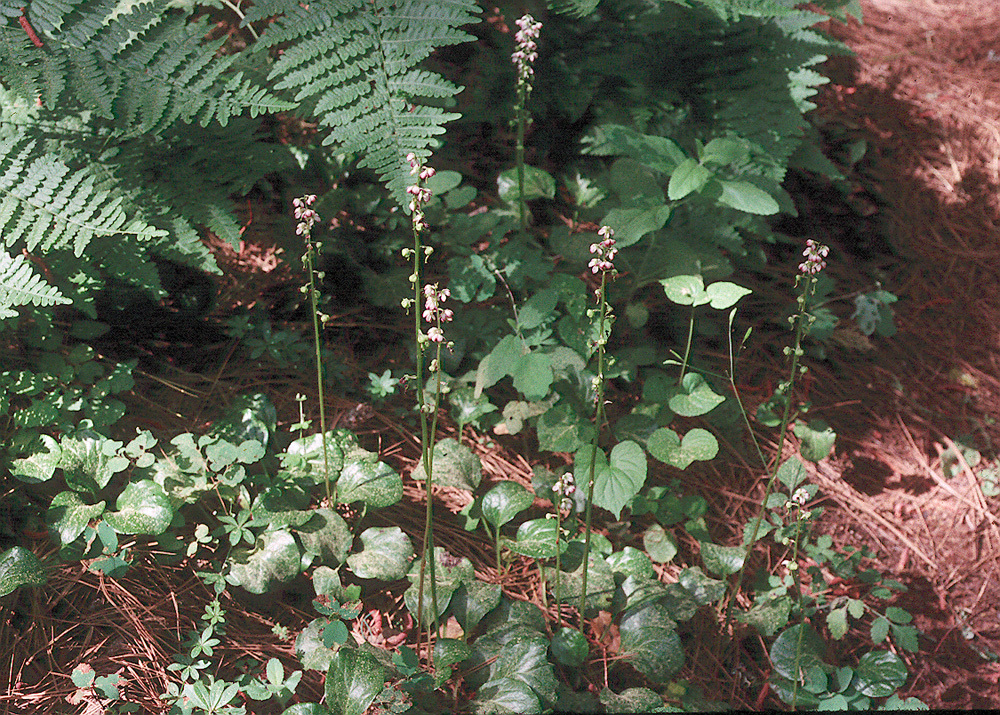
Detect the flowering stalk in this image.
<box><xmin>579</xmin><ymin>227</ymin><xmax>617</xmax><ymax>622</ymax></box>
<box><xmin>552</xmin><ymin>471</ymin><xmax>576</xmax><ymax>628</ymax></box>
<box><xmin>294</xmin><ymin>195</ymin><xmax>332</xmax><ymax>502</ymax></box>
<box><xmin>726</xmin><ymin>239</ymin><xmax>831</xmax><ymax>618</ymax></box>
<box><xmin>400</xmin><ymin>153</ymin><xmax>450</xmax><ymax>657</ymax></box>
<box><xmin>511</xmin><ymin>13</ymin><xmax>541</xmax><ymax>232</ymax></box>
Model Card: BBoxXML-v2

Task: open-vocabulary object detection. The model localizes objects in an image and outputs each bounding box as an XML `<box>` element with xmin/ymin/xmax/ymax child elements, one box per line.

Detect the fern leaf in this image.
<box><xmin>547</xmin><ymin>0</ymin><xmax>601</xmax><ymax>18</ymax></box>
<box><xmin>0</xmin><ymin>249</ymin><xmax>70</xmax><ymax>317</ymax></box>
<box><xmin>258</xmin><ymin>0</ymin><xmax>479</xmax><ymax>208</ymax></box>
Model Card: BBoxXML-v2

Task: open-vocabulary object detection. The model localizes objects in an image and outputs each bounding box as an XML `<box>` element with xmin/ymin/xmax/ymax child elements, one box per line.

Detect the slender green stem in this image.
<box><xmin>303</xmin><ymin>230</ymin><xmax>331</xmax><ymax>503</ymax></box>
<box><xmin>678</xmin><ymin>305</ymin><xmax>695</xmax><ymax>384</ymax></box>
<box><xmin>515</xmin><ymin>82</ymin><xmax>528</xmax><ymax>232</ymax></box>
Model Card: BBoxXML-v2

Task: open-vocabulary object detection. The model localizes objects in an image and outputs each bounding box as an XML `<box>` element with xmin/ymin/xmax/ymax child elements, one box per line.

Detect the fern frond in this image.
<box><xmin>547</xmin><ymin>0</ymin><xmax>601</xmax><ymax>18</ymax></box>
<box><xmin>0</xmin><ymin>129</ymin><xmax>166</xmax><ymax>256</ymax></box>
<box><xmin>0</xmin><ymin>249</ymin><xmax>70</xmax><ymax>318</ymax></box>
<box><xmin>257</xmin><ymin>0</ymin><xmax>479</xmax><ymax>207</ymax></box>
<box><xmin>1</xmin><ymin>1</ymin><xmax>294</xmax><ymax>134</ymax></box>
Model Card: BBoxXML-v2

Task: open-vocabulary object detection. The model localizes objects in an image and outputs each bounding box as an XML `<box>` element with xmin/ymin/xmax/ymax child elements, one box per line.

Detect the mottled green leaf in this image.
<box><xmin>606</xmin><ymin>547</ymin><xmax>655</xmax><ymax>579</ymax></box>
<box><xmin>507</xmin><ymin>518</ymin><xmax>565</xmax><ymax>559</ymax></box>
<box><xmin>482</xmin><ymin>481</ymin><xmax>534</xmax><ymax>530</ymax></box>
<box><xmin>854</xmin><ymin>651</ymin><xmax>907</xmax><ymax>698</ymax></box>
<box><xmin>551</xmin><ymin>627</ymin><xmax>588</xmax><ymax>668</ymax></box>
<box><xmin>10</xmin><ymin>434</ymin><xmax>61</xmax><ymax>483</ymax></box>
<box><xmin>619</xmin><ymin>600</ymin><xmax>684</xmax><ymax>684</ymax></box>
<box><xmin>337</xmin><ymin>460</ymin><xmax>402</xmax><ymax>508</ymax></box>
<box><xmin>700</xmin><ymin>541</ymin><xmax>745</xmax><ymax>577</ymax></box>
<box><xmin>642</xmin><ymin>524</ymin><xmax>678</xmax><ymax>564</ymax></box>
<box><xmin>296</xmin><ymin>509</ymin><xmax>352</xmax><ymax>566</ymax></box>
<box><xmin>770</xmin><ymin>624</ymin><xmax>829</xmax><ymax>682</ymax></box>
<box><xmin>59</xmin><ymin>430</ymin><xmax>129</xmax><ymax>494</ymax></box>
<box><xmin>347</xmin><ymin>527</ymin><xmax>412</xmax><ymax>580</ymax></box>
<box><xmin>47</xmin><ymin>490</ymin><xmax>105</xmax><ymax>546</ymax></box>
<box><xmin>325</xmin><ymin>648</ymin><xmax>385</xmax><ymax>715</ymax></box>
<box><xmin>103</xmin><ymin>480</ymin><xmax>174</xmax><ymax>535</ymax></box>
<box><xmin>412</xmin><ymin>438</ymin><xmax>481</xmax><ymax>491</ymax></box>
<box><xmin>227</xmin><ymin>529</ymin><xmax>301</xmax><ymax>594</ymax></box>
<box><xmin>0</xmin><ymin>546</ymin><xmax>47</xmax><ymax>596</ymax></box>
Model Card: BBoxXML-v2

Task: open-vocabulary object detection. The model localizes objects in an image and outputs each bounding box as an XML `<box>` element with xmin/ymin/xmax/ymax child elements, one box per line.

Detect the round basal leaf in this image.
<box><xmin>588</xmin><ymin>441</ymin><xmax>647</xmax><ymax>520</ymax></box>
<box><xmin>794</xmin><ymin>420</ymin><xmax>837</xmax><ymax>462</ymax></box>
<box><xmin>507</xmin><ymin>518</ymin><xmax>565</xmax><ymax>559</ymax></box>
<box><xmin>599</xmin><ymin>205</ymin><xmax>672</xmax><ymax>249</ymax></box>
<box><xmin>619</xmin><ymin>600</ymin><xmax>684</xmax><ymax>684</ymax></box>
<box><xmin>450</xmin><ymin>580</ymin><xmax>502</xmax><ymax>634</ymax></box>
<box><xmin>295</xmin><ymin>618</ymin><xmax>338</xmax><ymax>672</ymax></box>
<box><xmin>777</xmin><ymin>457</ymin><xmax>807</xmax><ymax>490</ymax></box>
<box><xmin>412</xmin><ymin>438</ymin><xmax>482</xmax><ymax>491</ymax></box>
<box><xmin>435</xmin><ymin>638</ymin><xmax>472</xmax><ymax>670</ymax></box>
<box><xmin>668</xmin><ymin>373</ymin><xmax>724</xmax><ymax>417</ymax></box>
<box><xmin>347</xmin><ymin>527</ymin><xmax>413</xmax><ymax>580</ymax></box>
<box><xmin>296</xmin><ymin>509</ymin><xmax>352</xmax><ymax>566</ymax></box>
<box><xmin>700</xmin><ymin>541</ymin><xmax>745</xmax><ymax>577</ymax></box>
<box><xmin>227</xmin><ymin>529</ymin><xmax>301</xmax><ymax>594</ymax></box>
<box><xmin>606</xmin><ymin>546</ymin><xmax>655</xmax><ymax>579</ymax></box>
<box><xmin>0</xmin><ymin>546</ymin><xmax>47</xmax><ymax>596</ymax></box>
<box><xmin>547</xmin><ymin>555</ymin><xmax>614</xmax><ymax>612</ymax></box>
<box><xmin>11</xmin><ymin>434</ymin><xmax>61</xmax><ymax>483</ymax></box>
<box><xmin>474</xmin><ymin>678</ymin><xmax>541</xmax><ymax>715</ymax></box>
<box><xmin>252</xmin><ymin>484</ymin><xmax>313</xmax><ymax>529</ymax></box>
<box><xmin>717</xmin><ymin>179</ymin><xmax>779</xmax><ymax>215</ymax></box>
<box><xmin>668</xmin><ymin>158</ymin><xmax>712</xmax><ymax>201</ymax></box>
<box><xmin>497</xmin><ymin>165</ymin><xmax>556</xmax><ymax>203</ymax></box>
<box><xmin>642</xmin><ymin>524</ymin><xmax>678</xmax><ymax>564</ymax></box>
<box><xmin>770</xmin><ymin>624</ymin><xmax>829</xmax><ymax>682</ymax></box>
<box><xmin>103</xmin><ymin>480</ymin><xmax>174</xmax><ymax>535</ymax></box>
<box><xmin>551</xmin><ymin>627</ymin><xmax>589</xmax><ymax>668</ymax></box>
<box><xmin>854</xmin><ymin>650</ymin><xmax>908</xmax><ymax>698</ymax></box>
<box><xmin>312</xmin><ymin>565</ymin><xmax>343</xmax><ymax>599</ymax></box>
<box><xmin>481</xmin><ymin>481</ymin><xmax>534</xmax><ymax>530</ymax></box>
<box><xmin>325</xmin><ymin>648</ymin><xmax>385</xmax><ymax>715</ymax></box>
<box><xmin>59</xmin><ymin>429</ymin><xmax>129</xmax><ymax>494</ymax></box>
<box><xmin>599</xmin><ymin>687</ymin><xmax>666</xmax><ymax>714</ymax></box>
<box><xmin>737</xmin><ymin>595</ymin><xmax>792</xmax><ymax>637</ymax></box>
<box><xmin>704</xmin><ymin>281</ymin><xmax>752</xmax><ymax>310</ymax></box>
<box><xmin>659</xmin><ymin>274</ymin><xmax>705</xmax><ymax>306</ymax></box>
<box><xmin>678</xmin><ymin>566</ymin><xmax>725</xmax><ymax>605</ymax></box>
<box><xmin>337</xmin><ymin>460</ymin><xmax>403</xmax><ymax>508</ymax></box>
<box><xmin>47</xmin><ymin>490</ymin><xmax>105</xmax><ymax>546</ymax></box>
<box><xmin>647</xmin><ymin>427</ymin><xmax>718</xmax><ymax>470</ymax></box>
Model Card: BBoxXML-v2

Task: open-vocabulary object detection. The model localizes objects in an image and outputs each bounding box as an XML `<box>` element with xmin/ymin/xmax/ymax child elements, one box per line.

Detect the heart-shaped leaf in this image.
<box><xmin>546</xmin><ymin>555</ymin><xmax>614</xmax><ymax>612</ymax></box>
<box><xmin>0</xmin><ymin>546</ymin><xmax>47</xmax><ymax>596</ymax></box>
<box><xmin>47</xmin><ymin>491</ymin><xmax>105</xmax><ymax>546</ymax></box>
<box><xmin>450</xmin><ymin>580</ymin><xmax>502</xmax><ymax>634</ymax></box>
<box><xmin>10</xmin><ymin>434</ymin><xmax>61</xmax><ymax>483</ymax></box>
<box><xmin>668</xmin><ymin>373</ymin><xmax>724</xmax><ymax>417</ymax></box>
<box><xmin>325</xmin><ymin>648</ymin><xmax>385</xmax><ymax>715</ymax></box>
<box><xmin>777</xmin><ymin>457</ymin><xmax>808</xmax><ymax>490</ymax></box>
<box><xmin>295</xmin><ymin>618</ymin><xmax>338</xmax><ymax>672</ymax></box>
<box><xmin>678</xmin><ymin>566</ymin><xmax>725</xmax><ymax>605</ymax></box>
<box><xmin>537</xmin><ymin>402</ymin><xmax>595</xmax><ymax>453</ymax></box>
<box><xmin>337</xmin><ymin>460</ymin><xmax>403</xmax><ymax>507</ymax></box>
<box><xmin>606</xmin><ymin>547</ymin><xmax>655</xmax><ymax>579</ymax></box>
<box><xmin>482</xmin><ymin>482</ymin><xmax>534</xmax><ymax>530</ymax></box>
<box><xmin>511</xmin><ymin>351</ymin><xmax>553</xmax><ymax>402</ymax></box>
<box><xmin>412</xmin><ymin>438</ymin><xmax>482</xmax><ymax>492</ymax></box>
<box><xmin>660</xmin><ymin>275</ymin><xmax>706</xmax><ymax>306</ymax></box>
<box><xmin>647</xmin><ymin>428</ymin><xmax>718</xmax><ymax>469</ymax></box>
<box><xmin>600</xmin><ymin>687</ymin><xmax>666</xmax><ymax>714</ymax></box>
<box><xmin>578</xmin><ymin>441</ymin><xmax>646</xmax><ymax>520</ymax></box>
<box><xmin>506</xmin><ymin>518</ymin><xmax>566</xmax><ymax>559</ymax></box>
<box><xmin>550</xmin><ymin>627</ymin><xmax>589</xmax><ymax>668</ymax></box>
<box><xmin>642</xmin><ymin>524</ymin><xmax>678</xmax><ymax>564</ymax></box>
<box><xmin>704</xmin><ymin>281</ymin><xmax>752</xmax><ymax>310</ymax></box>
<box><xmin>794</xmin><ymin>420</ymin><xmax>836</xmax><ymax>462</ymax></box>
<box><xmin>59</xmin><ymin>430</ymin><xmax>129</xmax><ymax>494</ymax></box>
<box><xmin>480</xmin><ymin>631</ymin><xmax>558</xmax><ymax>710</ymax></box>
<box><xmin>227</xmin><ymin>529</ymin><xmax>301</xmax><ymax>594</ymax></box>
<box><xmin>347</xmin><ymin>527</ymin><xmax>413</xmax><ymax>580</ymax></box>
<box><xmin>103</xmin><ymin>480</ymin><xmax>174</xmax><ymax>535</ymax></box>
<box><xmin>619</xmin><ymin>600</ymin><xmax>684</xmax><ymax>684</ymax></box>
<box><xmin>296</xmin><ymin>509</ymin><xmax>352</xmax><ymax>566</ymax></box>
<box><xmin>404</xmin><ymin>548</ymin><xmax>475</xmax><ymax>622</ymax></box>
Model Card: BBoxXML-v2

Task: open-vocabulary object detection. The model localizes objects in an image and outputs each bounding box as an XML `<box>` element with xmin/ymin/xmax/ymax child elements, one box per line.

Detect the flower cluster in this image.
<box><xmin>405</xmin><ymin>152</ymin><xmax>436</xmax><ymax>231</ymax></box>
<box><xmin>422</xmin><ymin>283</ymin><xmax>453</xmax><ymax>343</ymax></box>
<box><xmin>554</xmin><ymin>472</ymin><xmax>576</xmax><ymax>512</ymax></box>
<box><xmin>293</xmin><ymin>194</ymin><xmax>319</xmax><ymax>236</ymax></box>
<box><xmin>588</xmin><ymin>226</ymin><xmax>617</xmax><ymax>274</ymax></box>
<box><xmin>511</xmin><ymin>14</ymin><xmax>542</xmax><ymax>86</ymax></box>
<box><xmin>798</xmin><ymin>239</ymin><xmax>830</xmax><ymax>276</ymax></box>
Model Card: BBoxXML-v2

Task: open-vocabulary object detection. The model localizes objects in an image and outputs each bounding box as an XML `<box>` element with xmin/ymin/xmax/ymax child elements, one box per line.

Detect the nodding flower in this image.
<box><xmin>588</xmin><ymin>226</ymin><xmax>617</xmax><ymax>274</ymax></box>
<box><xmin>799</xmin><ymin>239</ymin><xmax>830</xmax><ymax>276</ymax></box>
<box><xmin>512</xmin><ymin>14</ymin><xmax>542</xmax><ymax>84</ymax></box>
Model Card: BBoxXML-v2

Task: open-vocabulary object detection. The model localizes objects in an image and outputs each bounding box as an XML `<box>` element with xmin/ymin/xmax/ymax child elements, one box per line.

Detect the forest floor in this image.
<box><xmin>8</xmin><ymin>0</ymin><xmax>1000</xmax><ymax>712</ymax></box>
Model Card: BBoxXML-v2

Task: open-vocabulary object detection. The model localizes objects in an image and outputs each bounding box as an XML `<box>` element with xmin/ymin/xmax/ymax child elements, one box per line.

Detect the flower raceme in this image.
<box><xmin>293</xmin><ymin>194</ymin><xmax>319</xmax><ymax>236</ymax></box>
<box><xmin>512</xmin><ymin>14</ymin><xmax>542</xmax><ymax>85</ymax></box>
<box><xmin>422</xmin><ymin>284</ymin><xmax>452</xmax><ymax>343</ymax></box>
<box><xmin>588</xmin><ymin>226</ymin><xmax>617</xmax><ymax>274</ymax></box>
<box><xmin>799</xmin><ymin>239</ymin><xmax>830</xmax><ymax>275</ymax></box>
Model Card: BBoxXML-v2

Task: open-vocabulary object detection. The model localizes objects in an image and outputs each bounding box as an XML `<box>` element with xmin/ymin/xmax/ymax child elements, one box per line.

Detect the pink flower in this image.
<box><xmin>798</xmin><ymin>239</ymin><xmax>830</xmax><ymax>275</ymax></box>
<box><xmin>588</xmin><ymin>226</ymin><xmax>617</xmax><ymax>273</ymax></box>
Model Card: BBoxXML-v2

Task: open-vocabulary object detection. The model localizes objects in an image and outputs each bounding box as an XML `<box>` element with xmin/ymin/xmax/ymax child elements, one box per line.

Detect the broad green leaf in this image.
<box><xmin>404</xmin><ymin>547</ymin><xmax>475</xmax><ymax>622</ymax></box>
<box><xmin>550</xmin><ymin>627</ymin><xmax>588</xmax><ymax>668</ymax></box>
<box><xmin>770</xmin><ymin>624</ymin><xmax>829</xmax><ymax>682</ymax></box>
<box><xmin>881</xmin><ymin>694</ymin><xmax>929</xmax><ymax>711</ymax></box>
<box><xmin>450</xmin><ymin>387</ymin><xmax>497</xmax><ymax>429</ymax></box>
<box><xmin>777</xmin><ymin>457</ymin><xmax>807</xmax><ymax>490</ymax></box>
<box><xmin>599</xmin><ymin>687</ymin><xmax>666</xmax><ymax>714</ymax></box>
<box><xmin>325</xmin><ymin>648</ymin><xmax>385</xmax><ymax>715</ymax></box>
<box><xmin>717</xmin><ymin>179</ymin><xmax>779</xmax><ymax>215</ymax></box>
<box><xmin>449</xmin><ymin>254</ymin><xmax>496</xmax><ymax>303</ymax></box>
<box><xmin>737</xmin><ymin>595</ymin><xmax>792</xmax><ymax>637</ymax></box>
<box><xmin>295</xmin><ymin>619</ymin><xmax>337</xmax><ymax>671</ymax></box>
<box><xmin>204</xmin><ymin>438</ymin><xmax>239</xmax><ymax>472</ymax></box>
<box><xmin>436</xmin><ymin>638</ymin><xmax>472</xmax><ymax>669</ymax></box>
<box><xmin>497</xmin><ymin>165</ymin><xmax>557</xmax><ymax>203</ymax></box>
<box><xmin>209</xmin><ymin>392</ymin><xmax>277</xmax><ymax>447</ymax></box>
<box><xmin>659</xmin><ymin>274</ymin><xmax>705</xmax><ymax>306</ymax></box>
<box><xmin>585</xmin><ymin>441</ymin><xmax>647</xmax><ymax>520</ymax></box>
<box><xmin>700</xmin><ymin>137</ymin><xmax>747</xmax><ymax>166</ymax></box>
<box><xmin>610</xmin><ymin>157</ymin><xmax>664</xmax><ymax>207</ymax></box>
<box><xmin>282</xmin><ymin>704</ymin><xmax>331</xmax><ymax>715</ymax></box>
<box><xmin>619</xmin><ymin>600</ymin><xmax>684</xmax><ymax>684</ymax></box>
<box><xmin>647</xmin><ymin>427</ymin><xmax>718</xmax><ymax>469</ymax></box>
<box><xmin>281</xmin><ymin>432</ymin><xmax>346</xmax><ymax>481</ymax></box>
<box><xmin>853</xmin><ymin>651</ymin><xmax>907</xmax><ymax>698</ymax></box>
<box><xmin>10</xmin><ymin>434</ymin><xmax>61</xmax><ymax>483</ymax></box>
<box><xmin>518</xmin><ymin>289</ymin><xmax>558</xmax><ymax>331</ymax></box>
<box><xmin>475</xmin><ymin>335</ymin><xmax>521</xmax><ymax>396</ymax></box>
<box><xmin>347</xmin><ymin>527</ymin><xmax>412</xmax><ymax>580</ymax></box>
<box><xmin>47</xmin><ymin>490</ymin><xmax>105</xmax><ymax>546</ymax></box>
<box><xmin>252</xmin><ymin>483</ymin><xmax>313</xmax><ymax>529</ymax></box>
<box><xmin>642</xmin><ymin>524</ymin><xmax>678</xmax><ymax>564</ymax></box>
<box><xmin>704</xmin><ymin>281</ymin><xmax>752</xmax><ymax>310</ymax></box>
<box><xmin>450</xmin><ymin>580</ymin><xmax>502</xmax><ymax>634</ymax></box>
<box><xmin>337</xmin><ymin>460</ymin><xmax>403</xmax><ymax>508</ymax></box>
<box><xmin>700</xmin><ymin>541</ymin><xmax>745</xmax><ymax>577</ymax></box>
<box><xmin>827</xmin><ymin>606</ymin><xmax>849</xmax><ymax>640</ymax></box>
<box><xmin>412</xmin><ymin>438</ymin><xmax>482</xmax><ymax>491</ymax></box>
<box><xmin>547</xmin><ymin>555</ymin><xmax>614</xmax><ymax>612</ymax></box>
<box><xmin>794</xmin><ymin>420</ymin><xmax>836</xmax><ymax>462</ymax></box>
<box><xmin>59</xmin><ymin>430</ymin><xmax>129</xmax><ymax>494</ymax></box>
<box><xmin>668</xmin><ymin>158</ymin><xmax>712</xmax><ymax>200</ymax></box>
<box><xmin>678</xmin><ymin>567</ymin><xmax>725</xmax><ymax>605</ymax></box>
<box><xmin>599</xmin><ymin>205</ymin><xmax>672</xmax><ymax>248</ymax></box>
<box><xmin>668</xmin><ymin>373</ymin><xmax>724</xmax><ymax>417</ymax></box>
<box><xmin>0</xmin><ymin>546</ymin><xmax>47</xmax><ymax>596</ymax></box>
<box><xmin>537</xmin><ymin>402</ymin><xmax>594</xmax><ymax>453</ymax></box>
<box><xmin>103</xmin><ymin>480</ymin><xmax>174</xmax><ymax>535</ymax></box>
<box><xmin>481</xmin><ymin>631</ymin><xmax>558</xmax><ymax>709</ymax></box>
<box><xmin>425</xmin><ymin>169</ymin><xmax>462</xmax><ymax>195</ymax></box>
<box><xmin>227</xmin><ymin>529</ymin><xmax>301</xmax><ymax>594</ymax></box>
<box><xmin>511</xmin><ymin>351</ymin><xmax>553</xmax><ymax>402</ymax></box>
<box><xmin>482</xmin><ymin>482</ymin><xmax>534</xmax><ymax>530</ymax></box>
<box><xmin>885</xmin><ymin>606</ymin><xmax>913</xmax><ymax>624</ymax></box>
<box><xmin>507</xmin><ymin>518</ymin><xmax>565</xmax><ymax>559</ymax></box>
<box><xmin>870</xmin><ymin>616</ymin><xmax>890</xmax><ymax>644</ymax></box>
<box><xmin>606</xmin><ymin>547</ymin><xmax>655</xmax><ymax>579</ymax></box>
<box><xmin>296</xmin><ymin>509</ymin><xmax>352</xmax><ymax>566</ymax></box>
<box><xmin>474</xmin><ymin>678</ymin><xmax>540</xmax><ymax>714</ymax></box>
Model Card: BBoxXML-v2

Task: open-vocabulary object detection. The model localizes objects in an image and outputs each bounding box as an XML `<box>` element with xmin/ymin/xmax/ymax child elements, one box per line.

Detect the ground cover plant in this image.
<box><xmin>0</xmin><ymin>0</ymin><xmax>947</xmax><ymax>711</ymax></box>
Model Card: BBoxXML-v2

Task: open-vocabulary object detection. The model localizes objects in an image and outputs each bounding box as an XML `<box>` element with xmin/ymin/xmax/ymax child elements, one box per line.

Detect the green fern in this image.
<box><xmin>1</xmin><ymin>1</ymin><xmax>294</xmax><ymax>134</ymax></box>
<box><xmin>0</xmin><ymin>249</ymin><xmax>70</xmax><ymax>318</ymax></box>
<box><xmin>547</xmin><ymin>0</ymin><xmax>601</xmax><ymax>18</ymax></box>
<box><xmin>250</xmin><ymin>0</ymin><xmax>479</xmax><ymax>208</ymax></box>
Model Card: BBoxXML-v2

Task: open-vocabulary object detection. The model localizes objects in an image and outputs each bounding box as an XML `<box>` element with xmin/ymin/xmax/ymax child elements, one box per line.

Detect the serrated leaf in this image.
<box><xmin>347</xmin><ymin>527</ymin><xmax>413</xmax><ymax>580</ymax></box>
<box><xmin>717</xmin><ymin>179</ymin><xmax>779</xmax><ymax>215</ymax></box>
<box><xmin>47</xmin><ymin>491</ymin><xmax>105</xmax><ymax>546</ymax></box>
<box><xmin>647</xmin><ymin>427</ymin><xmax>718</xmax><ymax>469</ymax></box>
<box><xmin>10</xmin><ymin>434</ymin><xmax>61</xmax><ymax>483</ymax></box>
<box><xmin>337</xmin><ymin>460</ymin><xmax>402</xmax><ymax>508</ymax></box>
<box><xmin>619</xmin><ymin>600</ymin><xmax>684</xmax><ymax>684</ymax></box>
<box><xmin>103</xmin><ymin>480</ymin><xmax>174</xmax><ymax>535</ymax></box>
<box><xmin>227</xmin><ymin>529</ymin><xmax>301</xmax><ymax>594</ymax></box>
<box><xmin>827</xmin><ymin>606</ymin><xmax>849</xmax><ymax>640</ymax></box>
<box><xmin>0</xmin><ymin>546</ymin><xmax>47</xmax><ymax>596</ymax></box>
<box><xmin>325</xmin><ymin>648</ymin><xmax>385</xmax><ymax>715</ymax></box>
<box><xmin>668</xmin><ymin>373</ymin><xmax>724</xmax><ymax>417</ymax></box>
<box><xmin>482</xmin><ymin>481</ymin><xmax>534</xmax><ymax>530</ymax></box>
<box><xmin>854</xmin><ymin>651</ymin><xmax>907</xmax><ymax>698</ymax></box>
<box><xmin>870</xmin><ymin>616</ymin><xmax>890</xmax><ymax>644</ymax></box>
<box><xmin>412</xmin><ymin>438</ymin><xmax>482</xmax><ymax>492</ymax></box>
